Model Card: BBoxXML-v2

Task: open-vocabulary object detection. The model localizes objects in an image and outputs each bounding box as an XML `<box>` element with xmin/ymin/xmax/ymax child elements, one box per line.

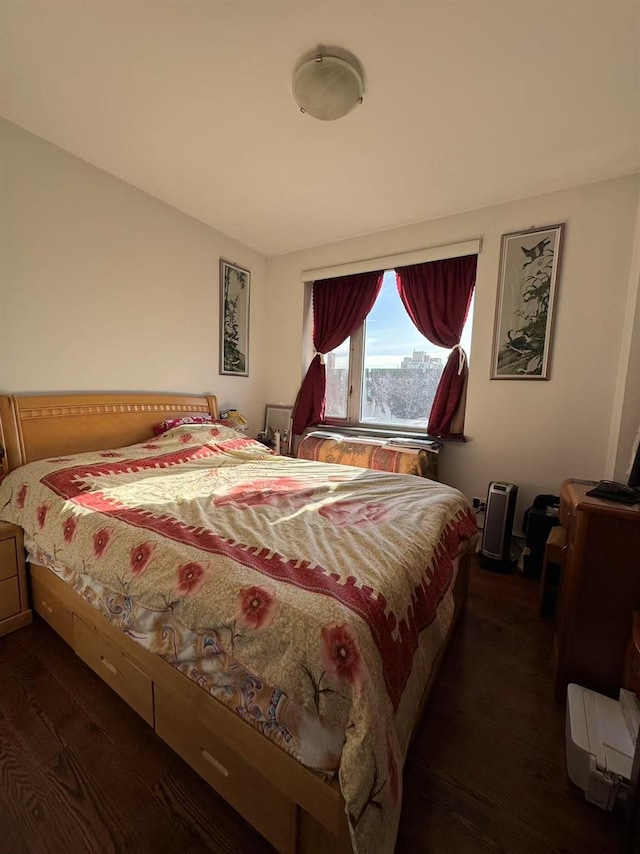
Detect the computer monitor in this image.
<box><xmin>586</xmin><ymin>438</ymin><xmax>640</xmax><ymax>504</ymax></box>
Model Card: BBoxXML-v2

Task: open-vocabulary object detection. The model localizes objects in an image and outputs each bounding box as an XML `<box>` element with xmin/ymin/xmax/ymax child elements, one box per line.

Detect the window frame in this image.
<box><xmin>304</xmin><ymin>239</ymin><xmax>481</xmax><ymax>438</ymax></box>
<box><xmin>322</xmin><ymin>275</ymin><xmax>472</xmax><ymax>436</ymax></box>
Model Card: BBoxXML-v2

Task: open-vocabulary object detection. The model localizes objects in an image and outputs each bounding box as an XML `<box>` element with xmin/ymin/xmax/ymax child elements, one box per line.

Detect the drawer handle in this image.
<box><xmin>40</xmin><ymin>599</ymin><xmax>53</xmax><ymax>615</ymax></box>
<box><xmin>201</xmin><ymin>749</ymin><xmax>229</xmax><ymax>778</ymax></box>
<box><xmin>100</xmin><ymin>656</ymin><xmax>118</xmax><ymax>676</ymax></box>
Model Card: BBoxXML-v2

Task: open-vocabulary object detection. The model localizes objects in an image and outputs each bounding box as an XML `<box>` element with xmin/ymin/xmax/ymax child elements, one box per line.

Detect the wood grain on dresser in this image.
<box><xmin>0</xmin><ymin>521</ymin><xmax>32</xmax><ymax>636</ymax></box>
<box><xmin>554</xmin><ymin>479</ymin><xmax>640</xmax><ymax>700</ymax></box>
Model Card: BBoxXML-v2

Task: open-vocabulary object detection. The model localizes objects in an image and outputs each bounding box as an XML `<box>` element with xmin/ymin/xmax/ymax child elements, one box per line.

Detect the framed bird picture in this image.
<box><xmin>491</xmin><ymin>223</ymin><xmax>564</xmax><ymax>379</ymax></box>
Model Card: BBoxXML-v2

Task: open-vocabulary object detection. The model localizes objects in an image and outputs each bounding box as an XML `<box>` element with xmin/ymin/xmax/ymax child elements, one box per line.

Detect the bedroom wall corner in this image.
<box><xmin>607</xmin><ymin>193</ymin><xmax>640</xmax><ymax>482</ymax></box>
<box><xmin>0</xmin><ymin>118</ymin><xmax>269</xmax><ymax>437</ymax></box>
<box><xmin>265</xmin><ymin>174</ymin><xmax>640</xmax><ymax>529</ymax></box>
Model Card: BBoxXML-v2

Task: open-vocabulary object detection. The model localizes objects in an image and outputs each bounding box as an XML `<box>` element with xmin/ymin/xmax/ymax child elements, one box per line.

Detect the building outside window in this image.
<box><xmin>325</xmin><ymin>270</ymin><xmax>473</xmax><ymax>431</ymax></box>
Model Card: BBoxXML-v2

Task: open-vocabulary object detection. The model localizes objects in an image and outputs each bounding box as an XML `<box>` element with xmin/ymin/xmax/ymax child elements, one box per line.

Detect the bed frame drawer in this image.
<box><xmin>0</xmin><ymin>537</ymin><xmax>18</xmax><ymax>582</ymax></box>
<box><xmin>154</xmin><ymin>685</ymin><xmax>297</xmax><ymax>854</ymax></box>
<box><xmin>31</xmin><ymin>573</ymin><xmax>75</xmax><ymax>645</ymax></box>
<box><xmin>73</xmin><ymin>615</ymin><xmax>154</xmax><ymax>726</ymax></box>
<box><xmin>0</xmin><ymin>577</ymin><xmax>20</xmax><ymax>620</ymax></box>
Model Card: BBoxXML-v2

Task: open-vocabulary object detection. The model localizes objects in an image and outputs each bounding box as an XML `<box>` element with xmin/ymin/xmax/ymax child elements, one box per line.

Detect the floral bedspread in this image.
<box><xmin>0</xmin><ymin>424</ymin><xmax>477</xmax><ymax>854</ymax></box>
<box><xmin>24</xmin><ymin>538</ymin><xmax>346</xmax><ymax>773</ymax></box>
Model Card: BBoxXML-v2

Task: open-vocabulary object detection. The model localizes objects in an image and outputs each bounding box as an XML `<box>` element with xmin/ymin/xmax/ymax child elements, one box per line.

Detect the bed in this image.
<box><xmin>0</xmin><ymin>392</ymin><xmax>477</xmax><ymax>854</ymax></box>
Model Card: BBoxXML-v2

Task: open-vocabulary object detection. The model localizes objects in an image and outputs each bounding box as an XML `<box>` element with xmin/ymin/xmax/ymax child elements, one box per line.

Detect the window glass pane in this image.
<box><xmin>360</xmin><ymin>272</ymin><xmax>473</xmax><ymax>430</ymax></box>
<box><xmin>325</xmin><ymin>339</ymin><xmax>350</xmax><ymax>419</ymax></box>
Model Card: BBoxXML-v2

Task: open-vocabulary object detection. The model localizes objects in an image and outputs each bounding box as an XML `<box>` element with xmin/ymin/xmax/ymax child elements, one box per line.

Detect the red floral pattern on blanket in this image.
<box><xmin>175</xmin><ymin>561</ymin><xmax>208</xmax><ymax>596</ymax></box>
<box><xmin>93</xmin><ymin>527</ymin><xmax>113</xmax><ymax>559</ymax></box>
<box><xmin>129</xmin><ymin>542</ymin><xmax>155</xmax><ymax>575</ymax></box>
<box><xmin>26</xmin><ymin>538</ymin><xmax>346</xmax><ymax>781</ymax></box>
<box><xmin>236</xmin><ymin>585</ymin><xmax>278</xmax><ymax>631</ymax></box>
<box><xmin>321</xmin><ymin>622</ymin><xmax>367</xmax><ymax>691</ymax></box>
<box><xmin>212</xmin><ymin>476</ymin><xmax>316</xmax><ymax>509</ymax></box>
<box><xmin>37</xmin><ymin>503</ymin><xmax>49</xmax><ymax>529</ymax></box>
<box><xmin>16</xmin><ymin>484</ymin><xmax>28</xmax><ymax>509</ymax></box>
<box><xmin>62</xmin><ymin>515</ymin><xmax>78</xmax><ymax>544</ymax></box>
<box><xmin>318</xmin><ymin>499</ymin><xmax>388</xmax><ymax>527</ymax></box>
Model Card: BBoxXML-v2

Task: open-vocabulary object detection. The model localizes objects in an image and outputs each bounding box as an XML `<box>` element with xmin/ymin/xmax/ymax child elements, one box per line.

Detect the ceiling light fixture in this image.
<box><xmin>292</xmin><ymin>54</ymin><xmax>364</xmax><ymax>121</ymax></box>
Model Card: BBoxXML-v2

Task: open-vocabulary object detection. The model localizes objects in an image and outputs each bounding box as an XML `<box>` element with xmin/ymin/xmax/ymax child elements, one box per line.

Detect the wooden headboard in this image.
<box><xmin>0</xmin><ymin>392</ymin><xmax>219</xmax><ymax>473</ymax></box>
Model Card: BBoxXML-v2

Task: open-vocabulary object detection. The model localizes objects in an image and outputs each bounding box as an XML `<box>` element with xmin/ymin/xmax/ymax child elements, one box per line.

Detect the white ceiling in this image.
<box><xmin>1</xmin><ymin>2</ymin><xmax>639</xmax><ymax>257</ymax></box>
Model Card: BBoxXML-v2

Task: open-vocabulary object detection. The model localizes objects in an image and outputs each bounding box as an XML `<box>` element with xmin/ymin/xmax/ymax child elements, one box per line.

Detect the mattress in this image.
<box><xmin>0</xmin><ymin>422</ymin><xmax>477</xmax><ymax>853</ymax></box>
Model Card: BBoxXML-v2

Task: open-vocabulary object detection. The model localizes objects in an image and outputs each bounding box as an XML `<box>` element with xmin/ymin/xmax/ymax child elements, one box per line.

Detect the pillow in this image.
<box><xmin>154</xmin><ymin>415</ymin><xmax>232</xmax><ymax>436</ymax></box>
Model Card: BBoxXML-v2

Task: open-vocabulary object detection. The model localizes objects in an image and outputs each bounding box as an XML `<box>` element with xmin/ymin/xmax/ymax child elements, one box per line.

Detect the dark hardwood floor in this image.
<box><xmin>0</xmin><ymin>562</ymin><xmax>626</xmax><ymax>853</ymax></box>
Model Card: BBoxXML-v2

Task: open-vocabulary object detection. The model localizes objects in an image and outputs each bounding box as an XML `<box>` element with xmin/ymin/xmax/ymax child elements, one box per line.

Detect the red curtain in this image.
<box><xmin>292</xmin><ymin>270</ymin><xmax>383</xmax><ymax>435</ymax></box>
<box><xmin>395</xmin><ymin>255</ymin><xmax>477</xmax><ymax>439</ymax></box>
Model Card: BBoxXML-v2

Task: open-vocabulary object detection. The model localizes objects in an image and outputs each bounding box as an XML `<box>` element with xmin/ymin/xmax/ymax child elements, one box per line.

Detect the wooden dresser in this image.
<box><xmin>554</xmin><ymin>479</ymin><xmax>640</xmax><ymax>701</ymax></box>
<box><xmin>0</xmin><ymin>521</ymin><xmax>32</xmax><ymax>636</ymax></box>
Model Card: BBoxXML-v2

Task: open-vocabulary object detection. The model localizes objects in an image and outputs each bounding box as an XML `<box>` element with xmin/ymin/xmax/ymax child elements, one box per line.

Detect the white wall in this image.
<box><xmin>0</xmin><ymin>119</ymin><xmax>268</xmax><ymax>434</ymax></box>
<box><xmin>610</xmin><ymin>199</ymin><xmax>640</xmax><ymax>482</ymax></box>
<box><xmin>266</xmin><ymin>175</ymin><xmax>640</xmax><ymax>525</ymax></box>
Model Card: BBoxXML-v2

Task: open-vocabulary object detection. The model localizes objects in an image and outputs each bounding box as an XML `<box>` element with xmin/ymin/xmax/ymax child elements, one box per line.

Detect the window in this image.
<box><xmin>325</xmin><ymin>270</ymin><xmax>473</xmax><ymax>431</ymax></box>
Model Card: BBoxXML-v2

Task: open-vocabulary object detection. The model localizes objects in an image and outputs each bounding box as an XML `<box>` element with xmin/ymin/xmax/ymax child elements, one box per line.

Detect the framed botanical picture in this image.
<box><xmin>220</xmin><ymin>259</ymin><xmax>250</xmax><ymax>376</ymax></box>
<box><xmin>491</xmin><ymin>223</ymin><xmax>564</xmax><ymax>380</ymax></box>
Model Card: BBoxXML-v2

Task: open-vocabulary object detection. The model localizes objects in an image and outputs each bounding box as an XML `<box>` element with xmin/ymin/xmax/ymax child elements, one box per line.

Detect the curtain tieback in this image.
<box><xmin>452</xmin><ymin>344</ymin><xmax>466</xmax><ymax>375</ymax></box>
<box><xmin>314</xmin><ymin>351</ymin><xmax>326</xmax><ymax>365</ymax></box>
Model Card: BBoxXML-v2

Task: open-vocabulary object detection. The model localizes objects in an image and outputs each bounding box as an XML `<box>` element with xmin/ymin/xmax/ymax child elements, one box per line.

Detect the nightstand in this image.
<box><xmin>0</xmin><ymin>522</ymin><xmax>32</xmax><ymax>636</ymax></box>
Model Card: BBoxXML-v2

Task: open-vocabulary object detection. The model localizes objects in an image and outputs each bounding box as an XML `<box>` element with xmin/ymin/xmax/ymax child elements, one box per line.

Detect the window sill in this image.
<box><xmin>312</xmin><ymin>423</ymin><xmax>466</xmax><ymax>446</ymax></box>
<box><xmin>307</xmin><ymin>424</ymin><xmax>442</xmax><ymax>451</ymax></box>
